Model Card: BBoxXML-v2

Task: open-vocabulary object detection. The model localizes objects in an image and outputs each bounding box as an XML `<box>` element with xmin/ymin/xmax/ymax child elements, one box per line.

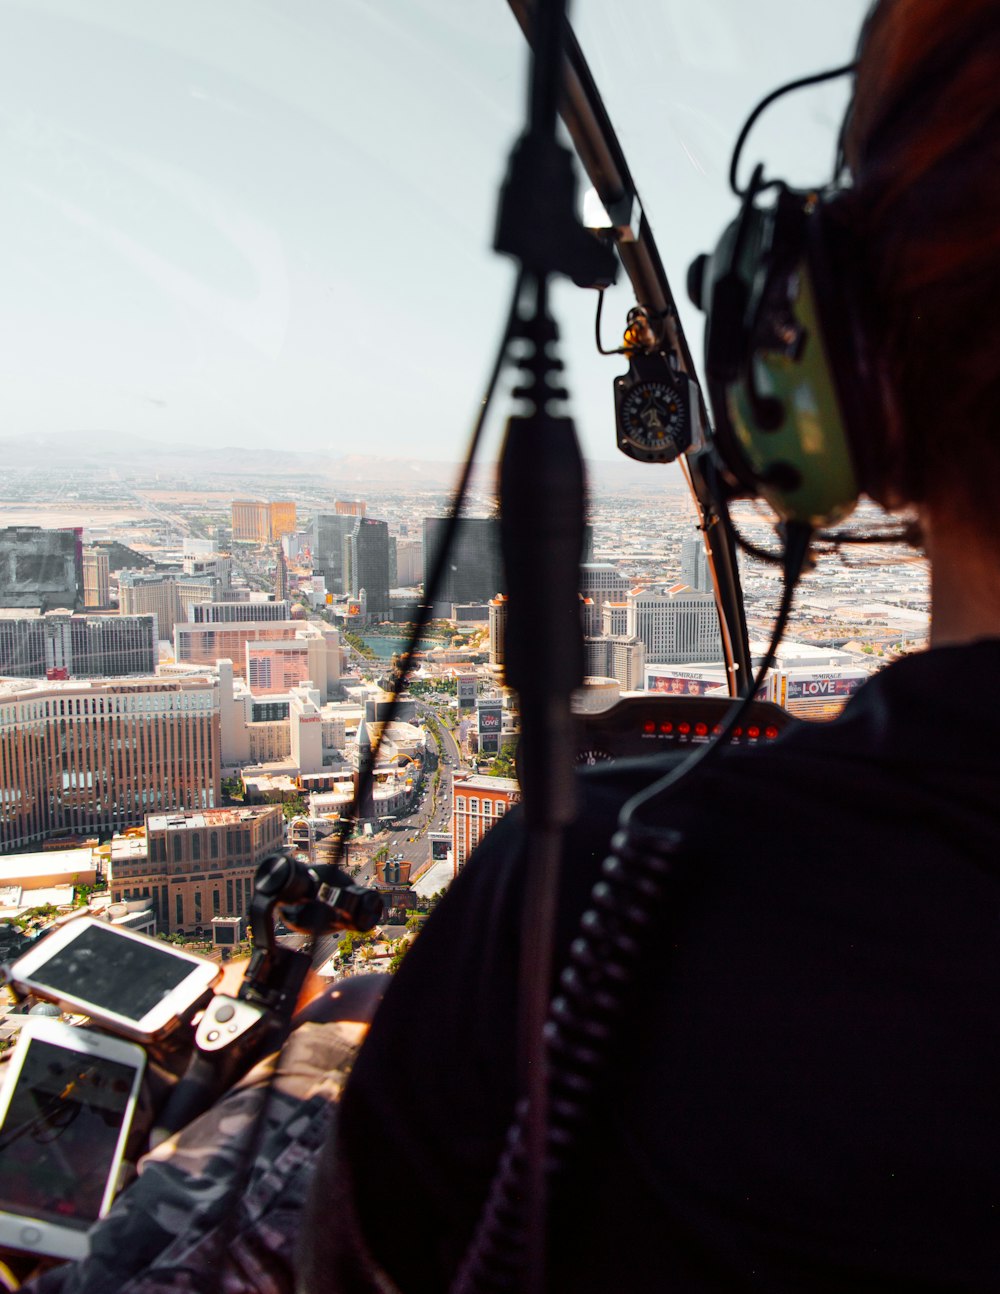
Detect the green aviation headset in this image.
<box><xmin>686</xmin><ymin>63</ymin><xmax>881</xmax><ymax>530</ymax></box>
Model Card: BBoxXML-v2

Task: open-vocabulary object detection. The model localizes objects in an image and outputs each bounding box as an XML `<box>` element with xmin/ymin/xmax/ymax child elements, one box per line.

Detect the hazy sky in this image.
<box><xmin>0</xmin><ymin>0</ymin><xmax>869</xmax><ymax>468</ymax></box>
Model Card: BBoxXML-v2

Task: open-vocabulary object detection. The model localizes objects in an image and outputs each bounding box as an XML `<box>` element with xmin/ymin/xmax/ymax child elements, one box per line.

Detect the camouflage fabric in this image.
<box><xmin>25</xmin><ymin>1020</ymin><xmax>366</xmax><ymax>1294</ymax></box>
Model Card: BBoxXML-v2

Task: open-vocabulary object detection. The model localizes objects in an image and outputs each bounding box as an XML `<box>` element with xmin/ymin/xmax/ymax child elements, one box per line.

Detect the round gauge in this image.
<box><xmin>576</xmin><ymin>748</ymin><xmax>615</xmax><ymax>767</ymax></box>
<box><xmin>619</xmin><ymin>380</ymin><xmax>686</xmax><ymax>454</ymax></box>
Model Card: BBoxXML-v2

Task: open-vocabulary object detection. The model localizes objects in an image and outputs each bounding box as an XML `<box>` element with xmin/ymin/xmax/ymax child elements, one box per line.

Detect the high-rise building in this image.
<box><xmin>182</xmin><ymin>552</ymin><xmax>232</xmax><ymax>587</ymax></box>
<box><xmin>176</xmin><ymin>576</ymin><xmax>224</xmax><ymax>624</ymax></box>
<box><xmin>334</xmin><ymin>500</ymin><xmax>366</xmax><ymax>517</ymax></box>
<box><xmin>422</xmin><ymin>518</ymin><xmax>503</xmax><ymax>607</ymax></box>
<box><xmin>452</xmin><ymin>773</ymin><xmax>520</xmax><ymax>872</ymax></box>
<box><xmin>395</xmin><ymin>539</ymin><xmax>423</xmax><ymax>587</ymax></box>
<box><xmin>626</xmin><ymin>586</ymin><xmax>722</xmax><ymax>665</ymax></box>
<box><xmin>82</xmin><ymin>547</ymin><xmax>110</xmax><ymax>610</ymax></box>
<box><xmin>269</xmin><ymin>502</ymin><xmax>297</xmax><ymax>540</ymax></box>
<box><xmin>191</xmin><ymin>601</ymin><xmax>291</xmax><ymax>624</ymax></box>
<box><xmin>119</xmin><ymin>572</ymin><xmax>223</xmax><ymax>640</ymax></box>
<box><xmin>488</xmin><ymin>594</ymin><xmax>508</xmax><ymax>675</ymax></box>
<box><xmin>680</xmin><ymin>535</ymin><xmax>712</xmax><ymax>593</ymax></box>
<box><xmin>231</xmin><ymin>500</ymin><xmax>270</xmax><ymax>545</ymax></box>
<box><xmin>275</xmin><ymin>546</ymin><xmax>289</xmax><ymax>603</ymax></box>
<box><xmin>346</xmin><ymin>519</ymin><xmax>390</xmax><ymax>620</ymax></box>
<box><xmin>245</xmin><ymin>626</ymin><xmax>341</xmax><ymax>699</ymax></box>
<box><xmin>0</xmin><ymin>527</ymin><xmax>81</xmax><ymax>612</ymax></box>
<box><xmin>312</xmin><ymin>513</ymin><xmax>359</xmax><ymax>594</ymax></box>
<box><xmin>109</xmin><ymin>806</ymin><xmax>285</xmax><ymax>934</ymax></box>
<box><xmin>174</xmin><ymin>620</ymin><xmax>303</xmax><ymax>678</ymax></box>
<box><xmin>610</xmin><ymin>635</ymin><xmax>646</xmax><ymax>691</ymax></box>
<box><xmin>231</xmin><ymin>501</ymin><xmax>297</xmax><ymax>544</ymax></box>
<box><xmin>0</xmin><ymin>674</ymin><xmax>220</xmax><ymax>852</ymax></box>
<box><xmin>0</xmin><ymin>611</ymin><xmax>157</xmax><ymax>680</ymax></box>
<box><xmin>584</xmin><ymin>634</ymin><xmax>645</xmax><ymax>691</ymax></box>
<box><xmin>601</xmin><ymin>601</ymin><xmax>629</xmax><ymax>636</ymax></box>
<box><xmin>580</xmin><ymin>563</ymin><xmax>629</xmax><ymax>636</ymax></box>
<box><xmin>388</xmin><ymin>537</ymin><xmax>397</xmax><ymax>590</ymax></box>
<box><xmin>119</xmin><ymin>572</ymin><xmax>178</xmax><ymax>641</ymax></box>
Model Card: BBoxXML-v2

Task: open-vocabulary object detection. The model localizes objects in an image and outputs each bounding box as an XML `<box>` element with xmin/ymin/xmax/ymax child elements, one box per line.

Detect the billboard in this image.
<box><xmin>429</xmin><ymin>832</ymin><xmax>451</xmax><ymax>862</ymax></box>
<box><xmin>457</xmin><ymin>675</ymin><xmax>477</xmax><ymax>706</ymax></box>
<box><xmin>647</xmin><ymin>674</ymin><xmax>721</xmax><ymax>697</ymax></box>
<box><xmin>478</xmin><ymin>703</ymin><xmax>502</xmax><ymax>733</ymax></box>
<box><xmin>783</xmin><ymin>674</ymin><xmax>866</xmax><ymax>701</ymax></box>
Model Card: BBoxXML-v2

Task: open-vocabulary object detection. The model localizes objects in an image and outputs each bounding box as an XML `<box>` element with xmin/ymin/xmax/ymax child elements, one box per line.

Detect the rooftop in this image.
<box><xmin>146</xmin><ymin>806</ymin><xmax>279</xmax><ymax>832</ymax></box>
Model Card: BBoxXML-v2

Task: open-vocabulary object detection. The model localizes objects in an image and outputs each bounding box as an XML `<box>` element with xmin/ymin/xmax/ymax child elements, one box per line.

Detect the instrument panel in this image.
<box><xmin>576</xmin><ymin>695</ymin><xmax>794</xmax><ymax>766</ymax></box>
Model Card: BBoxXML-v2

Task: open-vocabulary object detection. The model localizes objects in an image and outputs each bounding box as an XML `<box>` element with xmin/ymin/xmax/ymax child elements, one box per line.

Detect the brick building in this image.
<box><xmin>451</xmin><ymin>772</ymin><xmax>520</xmax><ymax>872</ymax></box>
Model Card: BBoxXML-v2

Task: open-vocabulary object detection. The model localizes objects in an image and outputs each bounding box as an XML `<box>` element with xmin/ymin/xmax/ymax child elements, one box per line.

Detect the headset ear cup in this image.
<box><xmin>808</xmin><ymin>196</ymin><xmax>888</xmax><ymax>503</ymax></box>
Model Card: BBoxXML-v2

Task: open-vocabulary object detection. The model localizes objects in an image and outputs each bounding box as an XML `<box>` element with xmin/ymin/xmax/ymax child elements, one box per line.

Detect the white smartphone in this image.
<box><xmin>8</xmin><ymin>918</ymin><xmax>221</xmax><ymax>1043</ymax></box>
<box><xmin>0</xmin><ymin>1017</ymin><xmax>146</xmax><ymax>1260</ymax></box>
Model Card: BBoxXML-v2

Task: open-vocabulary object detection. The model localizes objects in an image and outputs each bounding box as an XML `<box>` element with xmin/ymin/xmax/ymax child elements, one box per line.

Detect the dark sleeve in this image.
<box><xmin>314</xmin><ymin>765</ymin><xmax>642</xmax><ymax>1294</ymax></box>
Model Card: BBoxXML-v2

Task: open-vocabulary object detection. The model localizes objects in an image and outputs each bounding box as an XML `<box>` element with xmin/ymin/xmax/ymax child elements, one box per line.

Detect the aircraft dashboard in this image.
<box><xmin>575</xmin><ymin>695</ymin><xmax>795</xmax><ymax>766</ymax></box>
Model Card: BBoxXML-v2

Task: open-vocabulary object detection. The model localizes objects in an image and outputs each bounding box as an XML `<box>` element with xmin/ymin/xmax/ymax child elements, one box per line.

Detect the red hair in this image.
<box><xmin>844</xmin><ymin>0</ymin><xmax>1000</xmax><ymax>519</ymax></box>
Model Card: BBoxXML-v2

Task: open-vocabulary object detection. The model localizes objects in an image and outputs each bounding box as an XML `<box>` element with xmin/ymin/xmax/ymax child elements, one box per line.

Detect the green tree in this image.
<box><xmin>221</xmin><ymin>776</ymin><xmax>245</xmax><ymax>801</ymax></box>
<box><xmin>487</xmin><ymin>746</ymin><xmax>517</xmax><ymax>779</ymax></box>
<box><xmin>282</xmin><ymin>796</ymin><xmax>308</xmax><ymax>821</ymax></box>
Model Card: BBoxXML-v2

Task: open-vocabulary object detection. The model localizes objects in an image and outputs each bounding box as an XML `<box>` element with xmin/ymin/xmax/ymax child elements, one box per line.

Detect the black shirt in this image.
<box><xmin>336</xmin><ymin>644</ymin><xmax>1000</xmax><ymax>1291</ymax></box>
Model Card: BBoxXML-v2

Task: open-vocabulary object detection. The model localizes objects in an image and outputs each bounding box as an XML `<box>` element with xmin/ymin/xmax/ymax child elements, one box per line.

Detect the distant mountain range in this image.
<box><xmin>0</xmin><ymin>431</ymin><xmax>687</xmax><ymax>493</ymax></box>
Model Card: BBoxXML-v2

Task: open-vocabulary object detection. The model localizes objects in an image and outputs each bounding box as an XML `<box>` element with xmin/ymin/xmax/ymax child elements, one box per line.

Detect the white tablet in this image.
<box><xmin>0</xmin><ymin>1017</ymin><xmax>146</xmax><ymax>1260</ymax></box>
<box><xmin>9</xmin><ymin>917</ymin><xmax>221</xmax><ymax>1043</ymax></box>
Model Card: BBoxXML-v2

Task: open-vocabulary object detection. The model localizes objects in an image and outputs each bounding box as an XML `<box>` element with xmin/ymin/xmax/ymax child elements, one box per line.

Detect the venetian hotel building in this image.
<box><xmin>0</xmin><ymin>674</ymin><xmax>220</xmax><ymax>851</ymax></box>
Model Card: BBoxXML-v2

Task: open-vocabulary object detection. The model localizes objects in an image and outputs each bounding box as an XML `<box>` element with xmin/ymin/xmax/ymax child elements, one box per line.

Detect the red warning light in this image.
<box><xmin>643</xmin><ymin>720</ymin><xmax>656</xmax><ymax>734</ymax></box>
<box><xmin>678</xmin><ymin>722</ymin><xmax>691</xmax><ymax>735</ymax></box>
<box><xmin>765</xmin><ymin>725</ymin><xmax>779</xmax><ymax>740</ymax></box>
<box><xmin>694</xmin><ymin>722</ymin><xmax>708</xmax><ymax>736</ymax></box>
<box><xmin>733</xmin><ymin>727</ymin><xmax>743</xmax><ymax>739</ymax></box>
<box><xmin>659</xmin><ymin>722</ymin><xmax>673</xmax><ymax>734</ymax></box>
<box><xmin>748</xmin><ymin>726</ymin><xmax>761</xmax><ymax>739</ymax></box>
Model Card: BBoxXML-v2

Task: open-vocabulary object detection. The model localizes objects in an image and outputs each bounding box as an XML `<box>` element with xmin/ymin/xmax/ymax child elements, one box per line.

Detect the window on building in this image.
<box><xmin>192</xmin><ymin>834</ymin><xmax>201</xmax><ymax>861</ymax></box>
<box><xmin>176</xmin><ymin>893</ymin><xmax>183</xmax><ymax>928</ymax></box>
<box><xmin>172</xmin><ymin>835</ymin><xmax>182</xmax><ymax>863</ymax></box>
<box><xmin>210</xmin><ymin>831</ymin><xmax>219</xmax><ymax>859</ymax></box>
<box><xmin>194</xmin><ymin>891</ymin><xmax>202</xmax><ymax>922</ymax></box>
<box><xmin>213</xmin><ymin>889</ymin><xmax>220</xmax><ymax>915</ymax></box>
<box><xmin>226</xmin><ymin>879</ymin><xmax>234</xmax><ymax>913</ymax></box>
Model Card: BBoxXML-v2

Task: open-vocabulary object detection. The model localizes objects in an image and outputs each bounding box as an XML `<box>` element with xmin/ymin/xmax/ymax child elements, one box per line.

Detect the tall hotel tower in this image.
<box><xmin>0</xmin><ymin>675</ymin><xmax>220</xmax><ymax>851</ymax></box>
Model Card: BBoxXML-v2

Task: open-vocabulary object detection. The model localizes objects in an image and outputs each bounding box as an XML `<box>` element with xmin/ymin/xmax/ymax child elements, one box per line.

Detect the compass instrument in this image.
<box><xmin>611</xmin><ymin>309</ymin><xmax>704</xmax><ymax>464</ymax></box>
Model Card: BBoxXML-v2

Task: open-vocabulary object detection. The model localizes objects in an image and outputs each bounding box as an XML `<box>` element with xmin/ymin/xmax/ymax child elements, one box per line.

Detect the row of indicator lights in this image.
<box><xmin>641</xmin><ymin>719</ymin><xmax>781</xmax><ymax>741</ymax></box>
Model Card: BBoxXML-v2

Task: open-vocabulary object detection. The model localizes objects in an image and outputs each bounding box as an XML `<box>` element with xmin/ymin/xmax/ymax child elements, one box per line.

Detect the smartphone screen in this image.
<box><xmin>24</xmin><ymin>923</ymin><xmax>204</xmax><ymax>1024</ymax></box>
<box><xmin>0</xmin><ymin>1037</ymin><xmax>137</xmax><ymax>1229</ymax></box>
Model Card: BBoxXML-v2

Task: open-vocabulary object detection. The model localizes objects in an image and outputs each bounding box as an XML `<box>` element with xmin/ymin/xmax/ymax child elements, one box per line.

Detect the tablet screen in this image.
<box><xmin>27</xmin><ymin>924</ymin><xmax>197</xmax><ymax>1023</ymax></box>
<box><xmin>0</xmin><ymin>1038</ymin><xmax>136</xmax><ymax>1228</ymax></box>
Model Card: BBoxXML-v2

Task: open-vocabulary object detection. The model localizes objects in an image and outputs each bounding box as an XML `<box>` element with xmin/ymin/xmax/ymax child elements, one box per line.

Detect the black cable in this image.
<box><xmin>343</xmin><ymin>267</ymin><xmax>527</xmax><ymax>834</ymax></box>
<box><xmin>593</xmin><ymin>288</ymin><xmax>623</xmax><ymax>355</ymax></box>
<box><xmin>729</xmin><ymin>62</ymin><xmax>857</xmax><ymax>197</ymax></box>
<box><xmin>620</xmin><ymin>520</ymin><xmax>812</xmax><ymax>823</ymax></box>
<box><xmin>451</xmin><ymin>523</ymin><xmax>813</xmax><ymax>1294</ymax></box>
